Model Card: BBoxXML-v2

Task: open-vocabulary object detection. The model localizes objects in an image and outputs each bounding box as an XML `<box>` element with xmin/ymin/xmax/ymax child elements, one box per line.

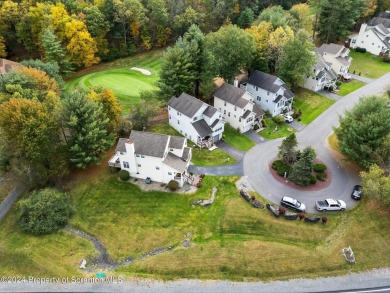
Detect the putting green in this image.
<box><xmin>65</xmin><ymin>50</ymin><xmax>162</xmax><ymax>115</ymax></box>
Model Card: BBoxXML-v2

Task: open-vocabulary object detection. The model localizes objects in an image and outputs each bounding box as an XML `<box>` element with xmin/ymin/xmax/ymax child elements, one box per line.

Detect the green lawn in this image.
<box><xmin>65</xmin><ymin>50</ymin><xmax>163</xmax><ymax>114</ymax></box>
<box><xmin>222</xmin><ymin>124</ymin><xmax>255</xmax><ymax>151</ymax></box>
<box><xmin>259</xmin><ymin>118</ymin><xmax>295</xmax><ymax>140</ymax></box>
<box><xmin>293</xmin><ymin>88</ymin><xmax>335</xmax><ymax>125</ymax></box>
<box><xmin>349</xmin><ymin>50</ymin><xmax>390</xmax><ymax>79</ymax></box>
<box><xmin>337</xmin><ymin>80</ymin><xmax>365</xmax><ymax>96</ymax></box>
<box><xmin>2</xmin><ymin>173</ymin><xmax>390</xmax><ymax>280</ymax></box>
<box><xmin>147</xmin><ymin>122</ymin><xmax>237</xmax><ymax>166</ymax></box>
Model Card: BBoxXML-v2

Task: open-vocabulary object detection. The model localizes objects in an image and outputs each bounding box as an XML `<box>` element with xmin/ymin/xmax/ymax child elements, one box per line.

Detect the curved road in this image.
<box><xmin>244</xmin><ymin>72</ymin><xmax>390</xmax><ymax>213</ymax></box>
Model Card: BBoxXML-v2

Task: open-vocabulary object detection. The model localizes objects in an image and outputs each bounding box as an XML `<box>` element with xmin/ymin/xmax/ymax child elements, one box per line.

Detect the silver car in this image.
<box><xmin>280</xmin><ymin>196</ymin><xmax>306</xmax><ymax>212</ymax></box>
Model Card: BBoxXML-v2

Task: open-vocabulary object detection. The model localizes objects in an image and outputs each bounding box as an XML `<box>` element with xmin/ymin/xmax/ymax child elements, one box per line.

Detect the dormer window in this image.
<box><xmin>193</xmin><ymin>116</ymin><xmax>197</xmax><ymax>121</ymax></box>
<box><xmin>267</xmin><ymin>91</ymin><xmax>269</xmax><ymax>95</ymax></box>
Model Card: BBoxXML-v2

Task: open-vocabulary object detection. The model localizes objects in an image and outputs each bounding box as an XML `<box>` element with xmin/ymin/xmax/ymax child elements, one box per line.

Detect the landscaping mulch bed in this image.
<box><xmin>268</xmin><ymin>162</ymin><xmax>332</xmax><ymax>191</ymax></box>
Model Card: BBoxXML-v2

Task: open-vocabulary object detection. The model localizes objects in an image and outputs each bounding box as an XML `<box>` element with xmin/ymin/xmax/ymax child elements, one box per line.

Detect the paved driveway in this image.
<box><xmin>243</xmin><ymin>130</ymin><xmax>265</xmax><ymax>144</ymax></box>
<box><xmin>244</xmin><ymin>72</ymin><xmax>390</xmax><ymax>213</ymax></box>
<box><xmin>215</xmin><ymin>140</ymin><xmax>245</xmax><ymax>160</ymax></box>
<box><xmin>189</xmin><ymin>161</ymin><xmax>243</xmax><ymax>176</ymax></box>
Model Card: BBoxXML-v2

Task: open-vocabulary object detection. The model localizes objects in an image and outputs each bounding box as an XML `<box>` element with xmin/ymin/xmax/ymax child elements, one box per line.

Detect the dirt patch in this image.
<box><xmin>268</xmin><ymin>161</ymin><xmax>332</xmax><ymax>192</ymax></box>
<box><xmin>148</xmin><ymin>109</ymin><xmax>168</xmax><ymax>124</ymax></box>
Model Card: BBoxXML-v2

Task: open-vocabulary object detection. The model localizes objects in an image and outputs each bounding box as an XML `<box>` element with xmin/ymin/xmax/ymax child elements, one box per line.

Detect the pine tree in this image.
<box><xmin>289</xmin><ymin>146</ymin><xmax>316</xmax><ymax>186</ymax></box>
<box><xmin>62</xmin><ymin>91</ymin><xmax>115</xmax><ymax>169</ymax></box>
<box><xmin>278</xmin><ymin>133</ymin><xmax>298</xmax><ymax>164</ymax></box>
<box><xmin>41</xmin><ymin>28</ymin><xmax>73</xmax><ymax>75</ymax></box>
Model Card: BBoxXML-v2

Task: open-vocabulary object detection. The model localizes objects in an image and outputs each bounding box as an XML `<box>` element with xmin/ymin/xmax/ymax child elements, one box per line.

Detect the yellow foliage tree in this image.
<box><xmin>290</xmin><ymin>3</ymin><xmax>312</xmax><ymax>33</ymax></box>
<box><xmin>50</xmin><ymin>3</ymin><xmax>70</xmax><ymax>41</ymax></box>
<box><xmin>268</xmin><ymin>26</ymin><xmax>294</xmax><ymax>72</ymax></box>
<box><xmin>0</xmin><ymin>35</ymin><xmax>6</xmax><ymax>57</ymax></box>
<box><xmin>246</xmin><ymin>21</ymin><xmax>273</xmax><ymax>65</ymax></box>
<box><xmin>361</xmin><ymin>0</ymin><xmax>378</xmax><ymax>21</ymax></box>
<box><xmin>65</xmin><ymin>20</ymin><xmax>100</xmax><ymax>68</ymax></box>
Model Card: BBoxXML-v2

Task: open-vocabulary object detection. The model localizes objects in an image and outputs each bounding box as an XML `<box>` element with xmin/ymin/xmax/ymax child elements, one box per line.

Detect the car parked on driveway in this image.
<box><xmin>315</xmin><ymin>198</ymin><xmax>346</xmax><ymax>212</ymax></box>
<box><xmin>351</xmin><ymin>185</ymin><xmax>362</xmax><ymax>200</ymax></box>
<box><xmin>280</xmin><ymin>114</ymin><xmax>293</xmax><ymax>123</ymax></box>
<box><xmin>280</xmin><ymin>196</ymin><xmax>306</xmax><ymax>212</ymax></box>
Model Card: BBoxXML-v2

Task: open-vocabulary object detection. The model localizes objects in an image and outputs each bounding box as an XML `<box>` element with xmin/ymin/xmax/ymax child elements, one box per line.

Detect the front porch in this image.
<box><xmin>197</xmin><ymin>136</ymin><xmax>213</xmax><ymax>149</ymax></box>
<box><xmin>108</xmin><ymin>154</ymin><xmax>121</xmax><ymax>168</ymax></box>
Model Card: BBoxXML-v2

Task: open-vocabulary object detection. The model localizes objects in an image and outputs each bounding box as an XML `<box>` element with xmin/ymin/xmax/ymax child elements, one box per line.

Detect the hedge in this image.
<box><xmin>277</xmin><ymin>164</ymin><xmax>292</xmax><ymax>176</ymax></box>
<box><xmin>119</xmin><ymin>170</ymin><xmax>130</xmax><ymax>181</ymax></box>
<box><xmin>272</xmin><ymin>160</ymin><xmax>284</xmax><ymax>170</ymax></box>
<box><xmin>355</xmin><ymin>47</ymin><xmax>366</xmax><ymax>53</ymax></box>
<box><xmin>314</xmin><ymin>163</ymin><xmax>327</xmax><ymax>172</ymax></box>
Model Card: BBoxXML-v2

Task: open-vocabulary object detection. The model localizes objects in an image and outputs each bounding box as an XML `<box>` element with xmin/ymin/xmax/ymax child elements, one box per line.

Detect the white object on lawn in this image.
<box><xmin>131</xmin><ymin>67</ymin><xmax>151</xmax><ymax>75</ymax></box>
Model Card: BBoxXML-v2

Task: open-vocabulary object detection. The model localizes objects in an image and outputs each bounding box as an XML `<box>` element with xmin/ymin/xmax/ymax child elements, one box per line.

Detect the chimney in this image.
<box><xmin>233</xmin><ymin>79</ymin><xmax>238</xmax><ymax>88</ymax></box>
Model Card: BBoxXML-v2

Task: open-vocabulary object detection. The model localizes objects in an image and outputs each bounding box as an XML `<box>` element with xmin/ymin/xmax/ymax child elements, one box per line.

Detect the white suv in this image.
<box><xmin>280</xmin><ymin>114</ymin><xmax>293</xmax><ymax>123</ymax></box>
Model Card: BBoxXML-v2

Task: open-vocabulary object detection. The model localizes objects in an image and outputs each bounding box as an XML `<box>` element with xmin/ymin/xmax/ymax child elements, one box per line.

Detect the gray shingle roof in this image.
<box><xmin>242</xmin><ymin>110</ymin><xmax>251</xmax><ymax>119</ymax></box>
<box><xmin>368</xmin><ymin>17</ymin><xmax>390</xmax><ymax>28</ymax></box>
<box><xmin>315</xmin><ymin>44</ymin><xmax>344</xmax><ymax>55</ymax></box>
<box><xmin>213</xmin><ymin>83</ymin><xmax>250</xmax><ymax>108</ymax></box>
<box><xmin>168</xmin><ymin>93</ymin><xmax>205</xmax><ymax>118</ymax></box>
<box><xmin>203</xmin><ymin>105</ymin><xmax>217</xmax><ymax>118</ymax></box>
<box><xmin>169</xmin><ymin>136</ymin><xmax>185</xmax><ymax>149</ymax></box>
<box><xmin>274</xmin><ymin>95</ymin><xmax>284</xmax><ymax>103</ymax></box>
<box><xmin>191</xmin><ymin>119</ymin><xmax>213</xmax><ymax>137</ymax></box>
<box><xmin>163</xmin><ymin>152</ymin><xmax>188</xmax><ymax>172</ymax></box>
<box><xmin>210</xmin><ymin>118</ymin><xmax>221</xmax><ymax>129</ymax></box>
<box><xmin>377</xmin><ymin>23</ymin><xmax>390</xmax><ymax>34</ymax></box>
<box><xmin>247</xmin><ymin>70</ymin><xmax>280</xmax><ymax>93</ymax></box>
<box><xmin>253</xmin><ymin>104</ymin><xmax>264</xmax><ymax>116</ymax></box>
<box><xmin>182</xmin><ymin>147</ymin><xmax>191</xmax><ymax>161</ymax></box>
<box><xmin>325</xmin><ymin>67</ymin><xmax>337</xmax><ymax>80</ymax></box>
<box><xmin>115</xmin><ymin>138</ymin><xmax>127</xmax><ymax>152</ymax></box>
<box><xmin>335</xmin><ymin>56</ymin><xmax>351</xmax><ymax>66</ymax></box>
<box><xmin>129</xmin><ymin>131</ymin><xmax>169</xmax><ymax>158</ymax></box>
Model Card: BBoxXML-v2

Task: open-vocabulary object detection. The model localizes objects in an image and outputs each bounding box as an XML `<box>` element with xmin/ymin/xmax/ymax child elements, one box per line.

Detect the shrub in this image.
<box><xmin>297</xmin><ymin>117</ymin><xmax>301</xmax><ymax>122</ymax></box>
<box><xmin>272</xmin><ymin>115</ymin><xmax>285</xmax><ymax>125</ymax></box>
<box><xmin>262</xmin><ymin>120</ymin><xmax>267</xmax><ymax>127</ymax></box>
<box><xmin>321</xmin><ymin>216</ymin><xmax>328</xmax><ymax>224</ymax></box>
<box><xmin>119</xmin><ymin>170</ymin><xmax>130</xmax><ymax>181</ymax></box>
<box><xmin>298</xmin><ymin>212</ymin><xmax>305</xmax><ymax>219</ymax></box>
<box><xmin>355</xmin><ymin>47</ymin><xmax>366</xmax><ymax>53</ymax></box>
<box><xmin>272</xmin><ymin>160</ymin><xmax>284</xmax><ymax>170</ymax></box>
<box><xmin>253</xmin><ymin>124</ymin><xmax>259</xmax><ymax>130</ymax></box>
<box><xmin>167</xmin><ymin>180</ymin><xmax>179</xmax><ymax>191</ymax></box>
<box><xmin>279</xmin><ymin>206</ymin><xmax>286</xmax><ymax>214</ymax></box>
<box><xmin>200</xmin><ymin>173</ymin><xmax>205</xmax><ymax>178</ymax></box>
<box><xmin>335</xmin><ymin>80</ymin><xmax>342</xmax><ymax>86</ymax></box>
<box><xmin>383</xmin><ymin>52</ymin><xmax>390</xmax><ymax>63</ymax></box>
<box><xmin>316</xmin><ymin>173</ymin><xmax>327</xmax><ymax>181</ymax></box>
<box><xmin>314</xmin><ymin>163</ymin><xmax>327</xmax><ymax>173</ymax></box>
<box><xmin>18</xmin><ymin>189</ymin><xmax>73</xmax><ymax>235</ymax></box>
<box><xmin>310</xmin><ymin>174</ymin><xmax>317</xmax><ymax>185</ymax></box>
<box><xmin>277</xmin><ymin>164</ymin><xmax>292</xmax><ymax>177</ymax></box>
<box><xmin>251</xmin><ymin>195</ymin><xmax>256</xmax><ymax>201</ymax></box>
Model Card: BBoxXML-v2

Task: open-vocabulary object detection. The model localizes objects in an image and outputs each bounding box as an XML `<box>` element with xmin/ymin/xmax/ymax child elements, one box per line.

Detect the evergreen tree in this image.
<box><xmin>335</xmin><ymin>96</ymin><xmax>390</xmax><ymax>169</ymax></box>
<box><xmin>289</xmin><ymin>146</ymin><xmax>316</xmax><ymax>186</ymax></box>
<box><xmin>236</xmin><ymin>8</ymin><xmax>255</xmax><ymax>29</ymax></box>
<box><xmin>41</xmin><ymin>28</ymin><xmax>73</xmax><ymax>75</ymax></box>
<box><xmin>62</xmin><ymin>91</ymin><xmax>114</xmax><ymax>169</ymax></box>
<box><xmin>20</xmin><ymin>59</ymin><xmax>64</xmax><ymax>89</ymax></box>
<box><xmin>278</xmin><ymin>133</ymin><xmax>298</xmax><ymax>164</ymax></box>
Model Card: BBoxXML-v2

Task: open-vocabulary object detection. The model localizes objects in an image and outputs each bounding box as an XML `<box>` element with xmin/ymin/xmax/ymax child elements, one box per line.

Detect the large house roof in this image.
<box><xmin>168</xmin><ymin>93</ymin><xmax>205</xmax><ymax>118</ymax></box>
<box><xmin>315</xmin><ymin>43</ymin><xmax>344</xmax><ymax>55</ymax></box>
<box><xmin>213</xmin><ymin>83</ymin><xmax>250</xmax><ymax>109</ymax></box>
<box><xmin>253</xmin><ymin>104</ymin><xmax>264</xmax><ymax>116</ymax></box>
<box><xmin>203</xmin><ymin>105</ymin><xmax>217</xmax><ymax>118</ymax></box>
<box><xmin>163</xmin><ymin>152</ymin><xmax>188</xmax><ymax>172</ymax></box>
<box><xmin>169</xmin><ymin>136</ymin><xmax>185</xmax><ymax>149</ymax></box>
<box><xmin>129</xmin><ymin>131</ymin><xmax>169</xmax><ymax>158</ymax></box>
<box><xmin>247</xmin><ymin>70</ymin><xmax>294</xmax><ymax>100</ymax></box>
<box><xmin>377</xmin><ymin>23</ymin><xmax>390</xmax><ymax>35</ymax></box>
<box><xmin>0</xmin><ymin>59</ymin><xmax>20</xmax><ymax>75</ymax></box>
<box><xmin>368</xmin><ymin>17</ymin><xmax>390</xmax><ymax>28</ymax></box>
<box><xmin>115</xmin><ymin>138</ymin><xmax>127</xmax><ymax>153</ymax></box>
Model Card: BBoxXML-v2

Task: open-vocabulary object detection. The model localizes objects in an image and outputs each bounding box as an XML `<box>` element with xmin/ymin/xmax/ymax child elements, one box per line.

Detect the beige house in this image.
<box><xmin>0</xmin><ymin>59</ymin><xmax>20</xmax><ymax>76</ymax></box>
<box><xmin>213</xmin><ymin>83</ymin><xmax>264</xmax><ymax>133</ymax></box>
<box><xmin>315</xmin><ymin>44</ymin><xmax>352</xmax><ymax>79</ymax></box>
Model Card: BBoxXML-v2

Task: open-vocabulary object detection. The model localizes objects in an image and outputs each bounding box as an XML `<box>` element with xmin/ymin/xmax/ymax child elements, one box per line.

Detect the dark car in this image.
<box><xmin>351</xmin><ymin>185</ymin><xmax>362</xmax><ymax>200</ymax></box>
<box><xmin>280</xmin><ymin>196</ymin><xmax>306</xmax><ymax>212</ymax></box>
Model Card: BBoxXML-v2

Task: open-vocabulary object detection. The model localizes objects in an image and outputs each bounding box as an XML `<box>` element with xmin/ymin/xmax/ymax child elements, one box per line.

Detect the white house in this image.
<box><xmin>213</xmin><ymin>83</ymin><xmax>264</xmax><ymax>133</ymax></box>
<box><xmin>240</xmin><ymin>70</ymin><xmax>294</xmax><ymax>117</ymax></box>
<box><xmin>349</xmin><ymin>20</ymin><xmax>390</xmax><ymax>55</ymax></box>
<box><xmin>303</xmin><ymin>53</ymin><xmax>338</xmax><ymax>92</ymax></box>
<box><xmin>168</xmin><ymin>93</ymin><xmax>225</xmax><ymax>148</ymax></box>
<box><xmin>315</xmin><ymin>44</ymin><xmax>352</xmax><ymax>79</ymax></box>
<box><xmin>108</xmin><ymin>131</ymin><xmax>192</xmax><ymax>187</ymax></box>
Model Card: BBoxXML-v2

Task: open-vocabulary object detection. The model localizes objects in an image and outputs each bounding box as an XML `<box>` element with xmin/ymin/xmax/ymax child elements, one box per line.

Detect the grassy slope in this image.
<box><xmin>65</xmin><ymin>50</ymin><xmax>163</xmax><ymax>114</ymax></box>
<box><xmin>349</xmin><ymin>51</ymin><xmax>390</xmax><ymax>79</ymax></box>
<box><xmin>222</xmin><ymin>124</ymin><xmax>255</xmax><ymax>151</ymax></box>
<box><xmin>337</xmin><ymin>80</ymin><xmax>365</xmax><ymax>96</ymax></box>
<box><xmin>292</xmin><ymin>88</ymin><xmax>335</xmax><ymax>125</ymax></box>
<box><xmin>259</xmin><ymin>118</ymin><xmax>295</xmax><ymax>140</ymax></box>
<box><xmin>147</xmin><ymin>122</ymin><xmax>237</xmax><ymax>166</ymax></box>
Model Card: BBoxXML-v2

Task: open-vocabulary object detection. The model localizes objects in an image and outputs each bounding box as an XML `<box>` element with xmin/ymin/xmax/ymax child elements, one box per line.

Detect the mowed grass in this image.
<box><xmin>337</xmin><ymin>80</ymin><xmax>366</xmax><ymax>96</ymax></box>
<box><xmin>259</xmin><ymin>118</ymin><xmax>295</xmax><ymax>140</ymax></box>
<box><xmin>293</xmin><ymin>88</ymin><xmax>335</xmax><ymax>125</ymax></box>
<box><xmin>222</xmin><ymin>124</ymin><xmax>255</xmax><ymax>151</ymax></box>
<box><xmin>0</xmin><ymin>203</ymin><xmax>97</xmax><ymax>277</ymax></box>
<box><xmin>349</xmin><ymin>50</ymin><xmax>390</xmax><ymax>79</ymax></box>
<box><xmin>147</xmin><ymin>122</ymin><xmax>237</xmax><ymax>166</ymax></box>
<box><xmin>65</xmin><ymin>50</ymin><xmax>163</xmax><ymax>114</ymax></box>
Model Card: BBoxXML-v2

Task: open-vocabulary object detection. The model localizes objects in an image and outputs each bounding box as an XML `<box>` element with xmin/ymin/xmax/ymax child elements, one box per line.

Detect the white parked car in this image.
<box><xmin>315</xmin><ymin>198</ymin><xmax>346</xmax><ymax>212</ymax></box>
<box><xmin>280</xmin><ymin>114</ymin><xmax>293</xmax><ymax>123</ymax></box>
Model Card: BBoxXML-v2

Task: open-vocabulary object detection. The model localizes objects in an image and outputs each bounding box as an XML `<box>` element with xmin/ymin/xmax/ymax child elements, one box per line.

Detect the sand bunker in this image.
<box><xmin>131</xmin><ymin>67</ymin><xmax>151</xmax><ymax>75</ymax></box>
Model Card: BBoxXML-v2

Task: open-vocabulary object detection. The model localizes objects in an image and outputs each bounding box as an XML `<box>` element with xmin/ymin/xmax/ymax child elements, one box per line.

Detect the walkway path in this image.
<box><xmin>0</xmin><ymin>183</ymin><xmax>27</xmax><ymax>221</ymax></box>
<box><xmin>244</xmin><ymin>71</ymin><xmax>390</xmax><ymax>213</ymax></box>
<box><xmin>318</xmin><ymin>89</ymin><xmax>342</xmax><ymax>101</ymax></box>
<box><xmin>350</xmin><ymin>73</ymin><xmax>374</xmax><ymax>83</ymax></box>
<box><xmin>243</xmin><ymin>130</ymin><xmax>265</xmax><ymax>144</ymax></box>
<box><xmin>215</xmin><ymin>140</ymin><xmax>245</xmax><ymax>160</ymax></box>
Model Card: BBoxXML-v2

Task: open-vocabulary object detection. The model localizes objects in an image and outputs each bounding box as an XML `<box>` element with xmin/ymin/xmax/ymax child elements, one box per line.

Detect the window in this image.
<box><xmin>234</xmin><ymin>106</ymin><xmax>237</xmax><ymax>111</ymax></box>
<box><xmin>193</xmin><ymin>116</ymin><xmax>197</xmax><ymax>121</ymax></box>
<box><xmin>138</xmin><ymin>164</ymin><xmax>141</xmax><ymax>167</ymax></box>
<box><xmin>170</xmin><ymin>148</ymin><xmax>173</xmax><ymax>151</ymax></box>
<box><xmin>257</xmin><ymin>96</ymin><xmax>261</xmax><ymax>101</ymax></box>
<box><xmin>255</xmin><ymin>86</ymin><xmax>258</xmax><ymax>91</ymax></box>
<box><xmin>352</xmin><ymin>39</ymin><xmax>356</xmax><ymax>44</ymax></box>
<box><xmin>372</xmin><ymin>43</ymin><xmax>374</xmax><ymax>45</ymax></box>
<box><xmin>141</xmin><ymin>155</ymin><xmax>145</xmax><ymax>158</ymax></box>
<box><xmin>169</xmin><ymin>115</ymin><xmax>171</xmax><ymax>119</ymax></box>
<box><xmin>178</xmin><ymin>120</ymin><xmax>180</xmax><ymax>124</ymax></box>
<box><xmin>180</xmin><ymin>130</ymin><xmax>182</xmax><ymax>133</ymax></box>
<box><xmin>361</xmin><ymin>41</ymin><xmax>364</xmax><ymax>43</ymax></box>
<box><xmin>136</xmin><ymin>155</ymin><xmax>140</xmax><ymax>157</ymax></box>
<box><xmin>267</xmin><ymin>91</ymin><xmax>269</xmax><ymax>95</ymax></box>
<box><xmin>156</xmin><ymin>166</ymin><xmax>160</xmax><ymax>170</ymax></box>
<box><xmin>239</xmin><ymin>117</ymin><xmax>241</xmax><ymax>122</ymax></box>
<box><xmin>123</xmin><ymin>161</ymin><xmax>129</xmax><ymax>168</ymax></box>
<box><xmin>120</xmin><ymin>152</ymin><xmax>124</xmax><ymax>155</ymax></box>
<box><xmin>228</xmin><ymin>112</ymin><xmax>230</xmax><ymax>117</ymax></box>
<box><xmin>177</xmin><ymin>111</ymin><xmax>179</xmax><ymax>115</ymax></box>
<box><xmin>234</xmin><ymin>115</ymin><xmax>236</xmax><ymax>118</ymax></box>
<box><xmin>266</xmin><ymin>99</ymin><xmax>268</xmax><ymax>103</ymax></box>
<box><xmin>224</xmin><ymin>110</ymin><xmax>226</xmax><ymax>114</ymax></box>
<box><xmin>224</xmin><ymin>101</ymin><xmax>227</xmax><ymax>106</ymax></box>
<box><xmin>366</xmin><ymin>35</ymin><xmax>369</xmax><ymax>37</ymax></box>
<box><xmin>168</xmin><ymin>107</ymin><xmax>171</xmax><ymax>110</ymax></box>
<box><xmin>168</xmin><ymin>172</ymin><xmax>172</xmax><ymax>175</ymax></box>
